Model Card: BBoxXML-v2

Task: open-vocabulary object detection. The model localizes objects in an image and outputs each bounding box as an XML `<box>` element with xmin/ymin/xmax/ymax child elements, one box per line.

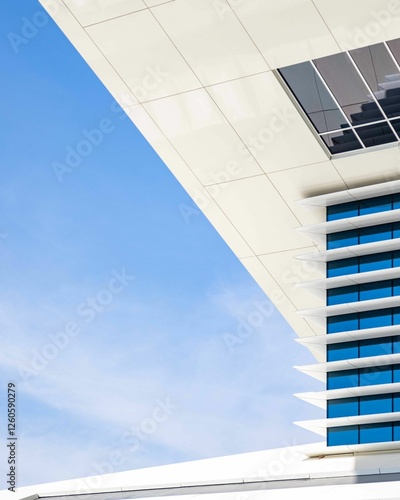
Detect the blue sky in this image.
<box><xmin>0</xmin><ymin>0</ymin><xmax>322</xmax><ymax>489</ymax></box>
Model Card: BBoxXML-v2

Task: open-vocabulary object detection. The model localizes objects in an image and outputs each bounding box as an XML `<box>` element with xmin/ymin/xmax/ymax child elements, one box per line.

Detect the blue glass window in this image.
<box><xmin>394</xmin><ymin>279</ymin><xmax>400</xmax><ymax>296</ymax></box>
<box><xmin>327</xmin><ymin>202</ymin><xmax>359</xmax><ymax>221</ymax></box>
<box><xmin>327</xmin><ymin>286</ymin><xmax>358</xmax><ymax>305</ymax></box>
<box><xmin>359</xmin><ymin>252</ymin><xmax>393</xmax><ymax>272</ymax></box>
<box><xmin>327</xmin><ymin>342</ymin><xmax>358</xmax><ymax>361</ymax></box>
<box><xmin>394</xmin><ymin>365</ymin><xmax>400</xmax><ymax>382</ymax></box>
<box><xmin>359</xmin><ymin>423</ymin><xmax>393</xmax><ymax>443</ymax></box>
<box><xmin>359</xmin><ymin>224</ymin><xmax>392</xmax><ymax>244</ymax></box>
<box><xmin>359</xmin><ymin>337</ymin><xmax>393</xmax><ymax>357</ymax></box>
<box><xmin>393</xmin><ymin>308</ymin><xmax>400</xmax><ymax>325</ymax></box>
<box><xmin>394</xmin><ymin>422</ymin><xmax>400</xmax><ymax>441</ymax></box>
<box><xmin>328</xmin><ymin>370</ymin><xmax>359</xmax><ymax>389</ymax></box>
<box><xmin>328</xmin><ymin>398</ymin><xmax>358</xmax><ymax>418</ymax></box>
<box><xmin>359</xmin><ymin>281</ymin><xmax>392</xmax><ymax>301</ymax></box>
<box><xmin>323</xmin><ymin>195</ymin><xmax>400</xmax><ymax>446</ymax></box>
<box><xmin>328</xmin><ymin>258</ymin><xmax>358</xmax><ymax>277</ymax></box>
<box><xmin>359</xmin><ymin>394</ymin><xmax>393</xmax><ymax>415</ymax></box>
<box><xmin>359</xmin><ymin>309</ymin><xmax>392</xmax><ymax>329</ymax></box>
<box><xmin>328</xmin><ymin>314</ymin><xmax>358</xmax><ymax>333</ymax></box>
<box><xmin>328</xmin><ymin>426</ymin><xmax>359</xmax><ymax>446</ymax></box>
<box><xmin>328</xmin><ymin>230</ymin><xmax>358</xmax><ymax>249</ymax></box>
<box><xmin>360</xmin><ymin>366</ymin><xmax>393</xmax><ymax>386</ymax></box>
<box><xmin>359</xmin><ymin>195</ymin><xmax>392</xmax><ymax>215</ymax></box>
<box><xmin>393</xmin><ymin>336</ymin><xmax>400</xmax><ymax>354</ymax></box>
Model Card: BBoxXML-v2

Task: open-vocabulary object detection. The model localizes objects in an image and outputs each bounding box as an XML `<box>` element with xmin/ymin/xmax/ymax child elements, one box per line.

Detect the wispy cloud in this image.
<box><xmin>0</xmin><ymin>279</ymin><xmax>322</xmax><ymax>488</ymax></box>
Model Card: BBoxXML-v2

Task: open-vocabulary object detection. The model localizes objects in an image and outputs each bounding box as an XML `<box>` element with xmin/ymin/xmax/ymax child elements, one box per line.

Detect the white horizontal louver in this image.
<box><xmin>297</xmin><ymin>208</ymin><xmax>400</xmax><ymax>236</ymax></box>
<box><xmin>295</xmin><ymin>382</ymin><xmax>400</xmax><ymax>409</ymax></box>
<box><xmin>297</xmin><ymin>180</ymin><xmax>400</xmax><ymax>207</ymax></box>
<box><xmin>295</xmin><ymin>411</ymin><xmax>400</xmax><ymax>437</ymax></box>
<box><xmin>298</xmin><ymin>267</ymin><xmax>400</xmax><ymax>290</ymax></box>
<box><xmin>298</xmin><ymin>296</ymin><xmax>400</xmax><ymax>318</ymax></box>
<box><xmin>296</xmin><ymin>238</ymin><xmax>400</xmax><ymax>262</ymax></box>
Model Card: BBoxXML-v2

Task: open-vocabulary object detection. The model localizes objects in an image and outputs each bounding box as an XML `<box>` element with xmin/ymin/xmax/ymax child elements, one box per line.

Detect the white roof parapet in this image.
<box><xmin>297</xmin><ymin>180</ymin><xmax>400</xmax><ymax>207</ymax></box>
<box><xmin>295</xmin><ymin>238</ymin><xmax>400</xmax><ymax>262</ymax></box>
<box><xmin>301</xmin><ymin>440</ymin><xmax>400</xmax><ymax>457</ymax></box>
<box><xmin>295</xmin><ymin>382</ymin><xmax>400</xmax><ymax>409</ymax></box>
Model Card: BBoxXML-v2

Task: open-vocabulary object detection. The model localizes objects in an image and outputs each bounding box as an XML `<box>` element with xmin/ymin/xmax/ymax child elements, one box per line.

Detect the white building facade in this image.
<box><xmin>6</xmin><ymin>0</ymin><xmax>400</xmax><ymax>498</ymax></box>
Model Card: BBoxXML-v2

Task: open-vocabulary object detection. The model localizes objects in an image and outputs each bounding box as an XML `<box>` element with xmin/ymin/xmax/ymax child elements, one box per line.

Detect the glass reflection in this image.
<box><xmin>355</xmin><ymin>122</ymin><xmax>397</xmax><ymax>147</ymax></box>
<box><xmin>278</xmin><ymin>39</ymin><xmax>400</xmax><ymax>155</ymax></box>
<box><xmin>350</xmin><ymin>43</ymin><xmax>400</xmax><ymax>118</ymax></box>
<box><xmin>320</xmin><ymin>129</ymin><xmax>362</xmax><ymax>154</ymax></box>
<box><xmin>279</xmin><ymin>61</ymin><xmax>345</xmax><ymax>133</ymax></box>
<box><xmin>314</xmin><ymin>52</ymin><xmax>384</xmax><ymax>126</ymax></box>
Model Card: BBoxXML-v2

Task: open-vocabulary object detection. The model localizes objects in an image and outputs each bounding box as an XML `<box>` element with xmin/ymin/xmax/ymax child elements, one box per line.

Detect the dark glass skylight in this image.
<box><xmin>279</xmin><ymin>39</ymin><xmax>400</xmax><ymax>155</ymax></box>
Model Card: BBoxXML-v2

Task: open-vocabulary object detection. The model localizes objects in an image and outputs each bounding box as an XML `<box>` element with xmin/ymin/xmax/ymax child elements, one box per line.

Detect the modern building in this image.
<box><xmin>7</xmin><ymin>0</ymin><xmax>400</xmax><ymax>498</ymax></box>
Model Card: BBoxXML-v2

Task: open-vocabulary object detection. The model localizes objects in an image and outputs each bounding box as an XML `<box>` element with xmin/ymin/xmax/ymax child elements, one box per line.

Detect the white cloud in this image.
<box><xmin>0</xmin><ymin>279</ymin><xmax>322</xmax><ymax>489</ymax></box>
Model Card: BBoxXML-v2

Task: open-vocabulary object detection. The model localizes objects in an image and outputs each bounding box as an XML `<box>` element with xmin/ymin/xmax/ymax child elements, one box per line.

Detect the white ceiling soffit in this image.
<box><xmin>38</xmin><ymin>0</ymin><xmax>400</xmax><ymax>346</ymax></box>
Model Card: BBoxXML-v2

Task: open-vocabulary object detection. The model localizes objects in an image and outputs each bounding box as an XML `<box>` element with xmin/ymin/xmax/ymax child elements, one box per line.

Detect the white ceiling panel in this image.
<box><xmin>314</xmin><ymin>0</ymin><xmax>400</xmax><ymax>50</ymax></box>
<box><xmin>143</xmin><ymin>89</ymin><xmax>263</xmax><ymax>185</ymax></box>
<box><xmin>206</xmin><ymin>175</ymin><xmax>311</xmax><ymax>255</ymax></box>
<box><xmin>151</xmin><ymin>0</ymin><xmax>269</xmax><ymax>86</ymax></box>
<box><xmin>208</xmin><ymin>72</ymin><xmax>328</xmax><ymax>173</ymax></box>
<box><xmin>86</xmin><ymin>10</ymin><xmax>201</xmax><ymax>102</ymax></box>
<box><xmin>268</xmin><ymin>162</ymin><xmax>348</xmax><ymax>225</ymax></box>
<box><xmin>125</xmin><ymin>105</ymin><xmax>255</xmax><ymax>258</ymax></box>
<box><xmin>63</xmin><ymin>0</ymin><xmax>146</xmax><ymax>27</ymax></box>
<box><xmin>228</xmin><ymin>0</ymin><xmax>340</xmax><ymax>69</ymax></box>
